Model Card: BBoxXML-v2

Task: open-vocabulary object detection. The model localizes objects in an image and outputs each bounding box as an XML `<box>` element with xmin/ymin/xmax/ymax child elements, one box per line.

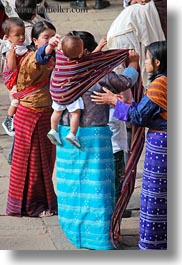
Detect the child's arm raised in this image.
<box><xmin>92</xmin><ymin>38</ymin><xmax>107</xmax><ymax>53</ymax></box>
<box><xmin>45</xmin><ymin>34</ymin><xmax>61</xmax><ymax>55</ymax></box>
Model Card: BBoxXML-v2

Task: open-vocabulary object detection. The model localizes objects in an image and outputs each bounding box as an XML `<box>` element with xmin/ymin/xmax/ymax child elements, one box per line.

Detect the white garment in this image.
<box><xmin>107</xmin><ymin>62</ymin><xmax>129</xmax><ymax>154</ymax></box>
<box><xmin>107</xmin><ymin>0</ymin><xmax>165</xmax><ymax>88</ymax></box>
<box><xmin>1</xmin><ymin>40</ymin><xmax>28</xmax><ymax>57</ymax></box>
<box><xmin>1</xmin><ymin>0</ymin><xmax>18</xmax><ymax>17</ymax></box>
<box><xmin>108</xmin><ymin>107</ymin><xmax>128</xmax><ymax>154</ymax></box>
<box><xmin>52</xmin><ymin>97</ymin><xmax>84</xmax><ymax>112</ymax></box>
<box><xmin>0</xmin><ymin>39</ymin><xmax>27</xmax><ymax>74</ymax></box>
<box><xmin>107</xmin><ymin>0</ymin><xmax>165</xmax><ymax>155</ymax></box>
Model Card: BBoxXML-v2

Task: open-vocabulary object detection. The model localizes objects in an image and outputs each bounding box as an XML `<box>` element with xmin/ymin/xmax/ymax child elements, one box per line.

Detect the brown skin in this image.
<box><xmin>91</xmin><ymin>87</ymin><xmax>118</xmax><ymax>106</ymax></box>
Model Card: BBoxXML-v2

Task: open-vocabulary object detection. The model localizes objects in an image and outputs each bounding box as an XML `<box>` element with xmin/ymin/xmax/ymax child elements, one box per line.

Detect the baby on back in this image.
<box><xmin>48</xmin><ymin>35</ymin><xmax>84</xmax><ymax>148</ymax></box>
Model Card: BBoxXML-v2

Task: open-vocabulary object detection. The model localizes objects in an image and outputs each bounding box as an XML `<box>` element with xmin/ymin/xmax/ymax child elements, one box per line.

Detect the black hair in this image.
<box><xmin>2</xmin><ymin>17</ymin><xmax>25</xmax><ymax>35</ymax></box>
<box><xmin>27</xmin><ymin>21</ymin><xmax>56</xmax><ymax>51</ymax></box>
<box><xmin>67</xmin><ymin>30</ymin><xmax>98</xmax><ymax>53</ymax></box>
<box><xmin>145</xmin><ymin>41</ymin><xmax>167</xmax><ymax>81</ymax></box>
<box><xmin>15</xmin><ymin>0</ymin><xmax>37</xmax><ymax>21</ymax></box>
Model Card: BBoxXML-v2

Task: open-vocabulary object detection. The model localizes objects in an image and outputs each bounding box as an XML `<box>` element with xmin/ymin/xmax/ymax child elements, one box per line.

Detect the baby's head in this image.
<box><xmin>61</xmin><ymin>36</ymin><xmax>84</xmax><ymax>60</ymax></box>
<box><xmin>2</xmin><ymin>17</ymin><xmax>25</xmax><ymax>45</ymax></box>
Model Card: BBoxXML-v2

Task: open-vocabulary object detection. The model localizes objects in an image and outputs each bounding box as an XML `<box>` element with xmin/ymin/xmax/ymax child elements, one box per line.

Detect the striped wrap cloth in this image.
<box><xmin>50</xmin><ymin>49</ymin><xmax>129</xmax><ymax>105</ymax></box>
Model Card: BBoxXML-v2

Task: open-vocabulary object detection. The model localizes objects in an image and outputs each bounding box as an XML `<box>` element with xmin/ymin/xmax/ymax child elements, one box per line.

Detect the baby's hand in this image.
<box><xmin>49</xmin><ymin>34</ymin><xmax>61</xmax><ymax>49</ymax></box>
<box><xmin>98</xmin><ymin>38</ymin><xmax>107</xmax><ymax>50</ymax></box>
<box><xmin>57</xmin><ymin>37</ymin><xmax>66</xmax><ymax>50</ymax></box>
<box><xmin>45</xmin><ymin>34</ymin><xmax>61</xmax><ymax>55</ymax></box>
<box><xmin>9</xmin><ymin>43</ymin><xmax>16</xmax><ymax>54</ymax></box>
<box><xmin>93</xmin><ymin>38</ymin><xmax>107</xmax><ymax>53</ymax></box>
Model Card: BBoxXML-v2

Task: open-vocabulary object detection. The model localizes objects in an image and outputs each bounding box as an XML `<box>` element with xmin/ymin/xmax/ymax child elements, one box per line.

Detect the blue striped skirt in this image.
<box><xmin>56</xmin><ymin>125</ymin><xmax>115</xmax><ymax>250</ymax></box>
<box><xmin>138</xmin><ymin>132</ymin><xmax>167</xmax><ymax>250</ymax></box>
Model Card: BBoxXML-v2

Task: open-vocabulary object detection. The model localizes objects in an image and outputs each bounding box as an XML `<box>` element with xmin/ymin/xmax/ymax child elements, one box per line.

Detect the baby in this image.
<box><xmin>47</xmin><ymin>35</ymin><xmax>84</xmax><ymax>148</ymax></box>
<box><xmin>48</xmin><ymin>35</ymin><xmax>107</xmax><ymax>148</ymax></box>
<box><xmin>1</xmin><ymin>17</ymin><xmax>28</xmax><ymax>136</ymax></box>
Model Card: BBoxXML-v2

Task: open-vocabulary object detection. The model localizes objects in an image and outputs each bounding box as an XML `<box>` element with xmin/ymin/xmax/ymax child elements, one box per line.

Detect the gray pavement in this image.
<box><xmin>0</xmin><ymin>0</ymin><xmax>145</xmax><ymax>250</ymax></box>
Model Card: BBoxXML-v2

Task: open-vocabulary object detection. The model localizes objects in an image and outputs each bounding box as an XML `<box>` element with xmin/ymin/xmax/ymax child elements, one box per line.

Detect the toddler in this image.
<box><xmin>48</xmin><ymin>35</ymin><xmax>107</xmax><ymax>148</ymax></box>
<box><xmin>1</xmin><ymin>17</ymin><xmax>28</xmax><ymax>136</ymax></box>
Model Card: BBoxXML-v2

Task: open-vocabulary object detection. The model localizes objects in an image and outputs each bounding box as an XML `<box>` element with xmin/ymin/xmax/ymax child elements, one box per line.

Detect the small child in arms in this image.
<box><xmin>47</xmin><ymin>35</ymin><xmax>107</xmax><ymax>148</ymax></box>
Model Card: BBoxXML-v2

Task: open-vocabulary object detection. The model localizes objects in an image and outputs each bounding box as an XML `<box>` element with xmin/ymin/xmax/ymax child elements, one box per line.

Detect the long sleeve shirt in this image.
<box><xmin>113</xmin><ymin>75</ymin><xmax>167</xmax><ymax>131</ymax></box>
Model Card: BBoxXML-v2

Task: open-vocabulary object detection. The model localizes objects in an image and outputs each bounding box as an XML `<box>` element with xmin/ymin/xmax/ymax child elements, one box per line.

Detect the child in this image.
<box><xmin>47</xmin><ymin>35</ymin><xmax>107</xmax><ymax>148</ymax></box>
<box><xmin>47</xmin><ymin>35</ymin><xmax>84</xmax><ymax>148</ymax></box>
<box><xmin>4</xmin><ymin>0</ymin><xmax>55</xmax><ymax>165</ymax></box>
<box><xmin>1</xmin><ymin>17</ymin><xmax>28</xmax><ymax>136</ymax></box>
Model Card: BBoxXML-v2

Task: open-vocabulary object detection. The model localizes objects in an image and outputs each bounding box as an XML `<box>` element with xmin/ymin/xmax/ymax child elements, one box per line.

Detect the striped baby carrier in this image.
<box><xmin>50</xmin><ymin>49</ymin><xmax>129</xmax><ymax>105</ymax></box>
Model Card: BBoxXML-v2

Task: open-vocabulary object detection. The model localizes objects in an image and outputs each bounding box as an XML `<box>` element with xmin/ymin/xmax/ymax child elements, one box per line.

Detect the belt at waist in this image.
<box><xmin>148</xmin><ymin>129</ymin><xmax>167</xmax><ymax>133</ymax></box>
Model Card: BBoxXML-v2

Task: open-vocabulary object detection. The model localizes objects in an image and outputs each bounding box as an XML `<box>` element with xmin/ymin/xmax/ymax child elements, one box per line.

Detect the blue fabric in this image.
<box><xmin>36</xmin><ymin>44</ymin><xmax>55</xmax><ymax>64</ymax></box>
<box><xmin>113</xmin><ymin>100</ymin><xmax>130</xmax><ymax>121</ymax></box>
<box><xmin>138</xmin><ymin>132</ymin><xmax>167</xmax><ymax>250</ymax></box>
<box><xmin>113</xmin><ymin>95</ymin><xmax>167</xmax><ymax>131</ymax></box>
<box><xmin>56</xmin><ymin>125</ymin><xmax>115</xmax><ymax>250</ymax></box>
<box><xmin>123</xmin><ymin>66</ymin><xmax>139</xmax><ymax>86</ymax></box>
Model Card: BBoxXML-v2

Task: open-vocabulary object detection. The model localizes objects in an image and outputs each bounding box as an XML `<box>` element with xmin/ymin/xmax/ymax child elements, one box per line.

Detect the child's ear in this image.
<box><xmin>4</xmin><ymin>34</ymin><xmax>8</xmax><ymax>40</ymax></box>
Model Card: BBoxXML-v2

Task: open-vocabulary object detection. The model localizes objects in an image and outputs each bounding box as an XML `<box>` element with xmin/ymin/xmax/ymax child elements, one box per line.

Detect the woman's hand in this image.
<box><xmin>91</xmin><ymin>87</ymin><xmax>118</xmax><ymax>106</ymax></box>
<box><xmin>128</xmin><ymin>49</ymin><xmax>139</xmax><ymax>69</ymax></box>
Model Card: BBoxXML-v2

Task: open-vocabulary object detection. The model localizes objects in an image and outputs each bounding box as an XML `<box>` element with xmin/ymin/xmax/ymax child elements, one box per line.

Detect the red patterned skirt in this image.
<box><xmin>6</xmin><ymin>104</ymin><xmax>57</xmax><ymax>217</ymax></box>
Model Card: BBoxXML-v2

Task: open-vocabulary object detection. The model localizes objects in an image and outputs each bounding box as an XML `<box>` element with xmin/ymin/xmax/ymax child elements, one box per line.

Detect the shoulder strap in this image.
<box><xmin>12</xmin><ymin>77</ymin><xmax>49</xmax><ymax>99</ymax></box>
<box><xmin>2</xmin><ymin>52</ymin><xmax>30</xmax><ymax>90</ymax></box>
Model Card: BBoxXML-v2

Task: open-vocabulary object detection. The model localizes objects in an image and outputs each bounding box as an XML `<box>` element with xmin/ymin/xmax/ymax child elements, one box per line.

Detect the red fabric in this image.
<box><xmin>6</xmin><ymin>104</ymin><xmax>57</xmax><ymax>217</ymax></box>
<box><xmin>2</xmin><ymin>56</ymin><xmax>25</xmax><ymax>90</ymax></box>
<box><xmin>13</xmin><ymin>77</ymin><xmax>49</xmax><ymax>99</ymax></box>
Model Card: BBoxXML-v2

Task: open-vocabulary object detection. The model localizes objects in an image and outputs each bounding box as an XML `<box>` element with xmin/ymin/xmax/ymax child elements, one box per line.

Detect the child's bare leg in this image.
<box><xmin>69</xmin><ymin>109</ymin><xmax>81</xmax><ymax>135</ymax></box>
<box><xmin>51</xmin><ymin>110</ymin><xmax>63</xmax><ymax>131</ymax></box>
<box><xmin>65</xmin><ymin>109</ymin><xmax>81</xmax><ymax>148</ymax></box>
<box><xmin>8</xmin><ymin>105</ymin><xmax>17</xmax><ymax>117</ymax></box>
<box><xmin>47</xmin><ymin>110</ymin><xmax>63</xmax><ymax>145</ymax></box>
